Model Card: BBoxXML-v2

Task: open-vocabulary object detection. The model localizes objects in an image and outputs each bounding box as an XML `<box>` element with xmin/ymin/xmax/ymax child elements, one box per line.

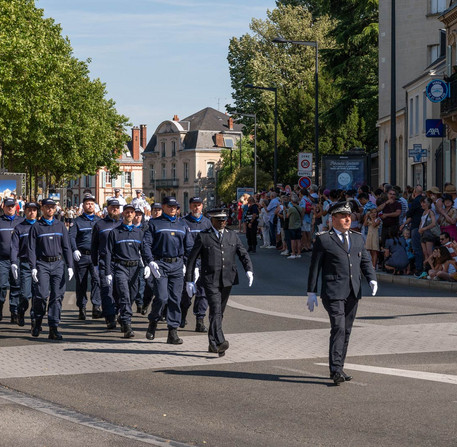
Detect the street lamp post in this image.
<box><xmin>235</xmin><ymin>112</ymin><xmax>258</xmax><ymax>192</ymax></box>
<box><xmin>245</xmin><ymin>84</ymin><xmax>278</xmax><ymax>188</ymax></box>
<box><xmin>272</xmin><ymin>37</ymin><xmax>319</xmax><ymax>184</ymax></box>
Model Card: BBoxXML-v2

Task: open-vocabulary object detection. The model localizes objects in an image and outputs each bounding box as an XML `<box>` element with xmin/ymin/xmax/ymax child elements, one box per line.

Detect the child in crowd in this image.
<box><xmin>364</xmin><ymin>208</ymin><xmax>381</xmax><ymax>268</ymax></box>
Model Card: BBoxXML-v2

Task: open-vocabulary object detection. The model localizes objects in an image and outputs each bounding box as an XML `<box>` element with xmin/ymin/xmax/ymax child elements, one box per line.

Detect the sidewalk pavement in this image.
<box><xmin>376</xmin><ymin>271</ymin><xmax>457</xmax><ymax>293</ymax></box>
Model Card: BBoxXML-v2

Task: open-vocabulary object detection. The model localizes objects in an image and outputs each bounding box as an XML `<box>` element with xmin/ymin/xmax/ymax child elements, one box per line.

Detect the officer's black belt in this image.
<box><xmin>156</xmin><ymin>257</ymin><xmax>180</xmax><ymax>263</ymax></box>
<box><xmin>114</xmin><ymin>259</ymin><xmax>139</xmax><ymax>267</ymax></box>
<box><xmin>79</xmin><ymin>249</ymin><xmax>92</xmax><ymax>255</ymax></box>
<box><xmin>39</xmin><ymin>255</ymin><xmax>62</xmax><ymax>262</ymax></box>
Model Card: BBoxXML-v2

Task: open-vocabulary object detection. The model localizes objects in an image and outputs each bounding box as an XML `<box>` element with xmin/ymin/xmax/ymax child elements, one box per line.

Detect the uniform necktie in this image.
<box><xmin>343</xmin><ymin>232</ymin><xmax>349</xmax><ymax>251</ymax></box>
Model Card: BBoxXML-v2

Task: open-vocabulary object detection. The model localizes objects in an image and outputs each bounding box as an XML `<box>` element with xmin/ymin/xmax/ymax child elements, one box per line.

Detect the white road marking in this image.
<box><xmin>315</xmin><ymin>363</ymin><xmax>457</xmax><ymax>385</ymax></box>
<box><xmin>0</xmin><ymin>386</ymin><xmax>193</xmax><ymax>447</ymax></box>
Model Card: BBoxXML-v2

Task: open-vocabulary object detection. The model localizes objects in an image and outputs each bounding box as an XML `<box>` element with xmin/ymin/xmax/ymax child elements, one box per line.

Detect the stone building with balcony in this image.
<box><xmin>142</xmin><ymin>107</ymin><xmax>243</xmax><ymax>213</ymax></box>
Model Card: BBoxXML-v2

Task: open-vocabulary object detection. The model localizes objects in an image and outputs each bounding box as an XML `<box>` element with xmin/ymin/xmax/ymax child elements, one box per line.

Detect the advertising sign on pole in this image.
<box><xmin>236</xmin><ymin>187</ymin><xmax>255</xmax><ymax>201</ymax></box>
<box><xmin>298</xmin><ymin>152</ymin><xmax>313</xmax><ymax>176</ymax></box>
<box><xmin>425</xmin><ymin>119</ymin><xmax>444</xmax><ymax>138</ymax></box>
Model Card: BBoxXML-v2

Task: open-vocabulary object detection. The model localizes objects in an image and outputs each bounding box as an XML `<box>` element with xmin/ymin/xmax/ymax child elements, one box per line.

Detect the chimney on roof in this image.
<box><xmin>228</xmin><ymin>117</ymin><xmax>234</xmax><ymax>130</ymax></box>
<box><xmin>173</xmin><ymin>115</ymin><xmax>179</xmax><ymax>121</ymax></box>
<box><xmin>132</xmin><ymin>126</ymin><xmax>140</xmax><ymax>161</ymax></box>
<box><xmin>139</xmin><ymin>124</ymin><xmax>147</xmax><ymax>150</ymax></box>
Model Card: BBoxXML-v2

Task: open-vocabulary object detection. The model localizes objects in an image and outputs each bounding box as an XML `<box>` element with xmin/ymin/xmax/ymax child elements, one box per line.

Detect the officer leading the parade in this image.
<box><xmin>307</xmin><ymin>201</ymin><xmax>377</xmax><ymax>385</ymax></box>
<box><xmin>10</xmin><ymin>201</ymin><xmax>39</xmax><ymax>327</ymax></box>
<box><xmin>180</xmin><ymin>196</ymin><xmax>212</xmax><ymax>332</ymax></box>
<box><xmin>69</xmin><ymin>194</ymin><xmax>102</xmax><ymax>320</ymax></box>
<box><xmin>28</xmin><ymin>198</ymin><xmax>73</xmax><ymax>340</ymax></box>
<box><xmin>143</xmin><ymin>196</ymin><xmax>194</xmax><ymax>344</ymax></box>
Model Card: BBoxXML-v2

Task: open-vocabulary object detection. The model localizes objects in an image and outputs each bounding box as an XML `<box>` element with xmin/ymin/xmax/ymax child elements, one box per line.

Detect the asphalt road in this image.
<box><xmin>0</xmin><ymin>236</ymin><xmax>456</xmax><ymax>447</ymax></box>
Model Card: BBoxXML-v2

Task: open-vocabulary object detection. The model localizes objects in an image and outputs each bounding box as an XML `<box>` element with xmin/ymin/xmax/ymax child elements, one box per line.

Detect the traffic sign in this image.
<box><xmin>298</xmin><ymin>176</ymin><xmax>311</xmax><ymax>189</ymax></box>
<box><xmin>298</xmin><ymin>153</ymin><xmax>313</xmax><ymax>176</ymax></box>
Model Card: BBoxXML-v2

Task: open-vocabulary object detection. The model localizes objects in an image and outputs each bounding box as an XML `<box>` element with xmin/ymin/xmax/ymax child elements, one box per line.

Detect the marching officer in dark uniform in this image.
<box><xmin>11</xmin><ymin>202</ymin><xmax>38</xmax><ymax>327</ymax></box>
<box><xmin>180</xmin><ymin>196</ymin><xmax>212</xmax><ymax>332</ymax></box>
<box><xmin>185</xmin><ymin>208</ymin><xmax>254</xmax><ymax>357</ymax></box>
<box><xmin>143</xmin><ymin>196</ymin><xmax>194</xmax><ymax>344</ymax></box>
<box><xmin>91</xmin><ymin>198</ymin><xmax>121</xmax><ymax>329</ymax></box>
<box><xmin>69</xmin><ymin>194</ymin><xmax>102</xmax><ymax>320</ymax></box>
<box><xmin>28</xmin><ymin>198</ymin><xmax>73</xmax><ymax>340</ymax></box>
<box><xmin>0</xmin><ymin>197</ymin><xmax>24</xmax><ymax>323</ymax></box>
<box><xmin>104</xmin><ymin>203</ymin><xmax>150</xmax><ymax>338</ymax></box>
<box><xmin>133</xmin><ymin>207</ymin><xmax>147</xmax><ymax>313</ymax></box>
<box><xmin>307</xmin><ymin>201</ymin><xmax>377</xmax><ymax>385</ymax></box>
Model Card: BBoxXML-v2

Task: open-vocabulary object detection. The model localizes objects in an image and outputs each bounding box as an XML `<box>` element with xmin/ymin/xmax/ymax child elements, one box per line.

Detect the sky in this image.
<box><xmin>35</xmin><ymin>0</ymin><xmax>277</xmax><ymax>140</ymax></box>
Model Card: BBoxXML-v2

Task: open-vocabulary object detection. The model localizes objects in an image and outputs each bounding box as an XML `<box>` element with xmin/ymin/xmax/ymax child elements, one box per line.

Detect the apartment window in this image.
<box><xmin>207</xmin><ymin>162</ymin><xmax>215</xmax><ymax>178</ymax></box>
<box><xmin>423</xmin><ymin>92</ymin><xmax>427</xmax><ymax>133</ymax></box>
<box><xmin>150</xmin><ymin>164</ymin><xmax>154</xmax><ymax>181</ymax></box>
<box><xmin>171</xmin><ymin>141</ymin><xmax>176</xmax><ymax>157</ymax></box>
<box><xmin>85</xmin><ymin>175</ymin><xmax>90</xmax><ymax>188</ymax></box>
<box><xmin>125</xmin><ymin>172</ymin><xmax>132</xmax><ymax>185</ymax></box>
<box><xmin>183</xmin><ymin>162</ymin><xmax>189</xmax><ymax>182</ymax></box>
<box><xmin>183</xmin><ymin>192</ymin><xmax>189</xmax><ymax>214</ymax></box>
<box><xmin>171</xmin><ymin>163</ymin><xmax>176</xmax><ymax>180</ymax></box>
<box><xmin>162</xmin><ymin>163</ymin><xmax>166</xmax><ymax>179</ymax></box>
<box><xmin>430</xmin><ymin>0</ymin><xmax>446</xmax><ymax>14</ymax></box>
<box><xmin>161</xmin><ymin>142</ymin><xmax>166</xmax><ymax>157</ymax></box>
<box><xmin>409</xmin><ymin>98</ymin><xmax>414</xmax><ymax>137</ymax></box>
<box><xmin>106</xmin><ymin>172</ymin><xmax>112</xmax><ymax>184</ymax></box>
<box><xmin>415</xmin><ymin>95</ymin><xmax>419</xmax><ymax>135</ymax></box>
<box><xmin>429</xmin><ymin>44</ymin><xmax>440</xmax><ymax>64</ymax></box>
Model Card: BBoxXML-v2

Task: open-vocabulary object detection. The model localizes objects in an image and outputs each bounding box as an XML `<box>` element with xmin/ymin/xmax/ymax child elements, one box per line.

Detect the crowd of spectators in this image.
<box><xmin>227</xmin><ymin>182</ymin><xmax>457</xmax><ymax>283</ymax></box>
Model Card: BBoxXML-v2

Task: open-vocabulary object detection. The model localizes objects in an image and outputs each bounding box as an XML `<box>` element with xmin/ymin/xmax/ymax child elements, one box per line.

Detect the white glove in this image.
<box><xmin>369</xmin><ymin>280</ymin><xmax>378</xmax><ymax>296</ymax></box>
<box><xmin>32</xmin><ymin>269</ymin><xmax>39</xmax><ymax>283</ymax></box>
<box><xmin>246</xmin><ymin>271</ymin><xmax>254</xmax><ymax>287</ymax></box>
<box><xmin>11</xmin><ymin>264</ymin><xmax>18</xmax><ymax>280</ymax></box>
<box><xmin>186</xmin><ymin>281</ymin><xmax>196</xmax><ymax>297</ymax></box>
<box><xmin>68</xmin><ymin>268</ymin><xmax>74</xmax><ymax>281</ymax></box>
<box><xmin>149</xmin><ymin>261</ymin><xmax>161</xmax><ymax>279</ymax></box>
<box><xmin>144</xmin><ymin>265</ymin><xmax>151</xmax><ymax>279</ymax></box>
<box><xmin>194</xmin><ymin>268</ymin><xmax>200</xmax><ymax>283</ymax></box>
<box><xmin>73</xmin><ymin>250</ymin><xmax>81</xmax><ymax>262</ymax></box>
<box><xmin>307</xmin><ymin>292</ymin><xmax>318</xmax><ymax>312</ymax></box>
<box><xmin>183</xmin><ymin>264</ymin><xmax>186</xmax><ymax>276</ymax></box>
<box><xmin>106</xmin><ymin>275</ymin><xmax>113</xmax><ymax>286</ymax></box>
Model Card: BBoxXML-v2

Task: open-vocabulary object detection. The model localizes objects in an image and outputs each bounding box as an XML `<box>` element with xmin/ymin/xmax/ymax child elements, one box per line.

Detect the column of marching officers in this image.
<box><xmin>3</xmin><ymin>194</ymin><xmax>254</xmax><ymax>356</ymax></box>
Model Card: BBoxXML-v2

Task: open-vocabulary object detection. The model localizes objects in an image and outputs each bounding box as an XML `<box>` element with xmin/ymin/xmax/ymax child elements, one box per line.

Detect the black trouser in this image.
<box><xmin>246</xmin><ymin>221</ymin><xmax>258</xmax><ymax>250</ymax></box>
<box><xmin>321</xmin><ymin>291</ymin><xmax>359</xmax><ymax>374</ymax></box>
<box><xmin>113</xmin><ymin>263</ymin><xmax>140</xmax><ymax>325</ymax></box>
<box><xmin>75</xmin><ymin>253</ymin><xmax>101</xmax><ymax>310</ymax></box>
<box><xmin>204</xmin><ymin>285</ymin><xmax>232</xmax><ymax>349</ymax></box>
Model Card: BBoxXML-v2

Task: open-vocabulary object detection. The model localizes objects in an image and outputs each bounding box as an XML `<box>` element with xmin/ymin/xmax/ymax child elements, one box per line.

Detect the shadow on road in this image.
<box><xmin>357</xmin><ymin>311</ymin><xmax>457</xmax><ymax>320</ymax></box>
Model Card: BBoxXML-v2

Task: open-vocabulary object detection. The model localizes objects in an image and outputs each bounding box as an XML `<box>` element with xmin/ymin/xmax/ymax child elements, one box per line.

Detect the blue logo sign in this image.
<box><xmin>426</xmin><ymin>80</ymin><xmax>449</xmax><ymax>103</ymax></box>
<box><xmin>426</xmin><ymin>119</ymin><xmax>445</xmax><ymax>138</ymax></box>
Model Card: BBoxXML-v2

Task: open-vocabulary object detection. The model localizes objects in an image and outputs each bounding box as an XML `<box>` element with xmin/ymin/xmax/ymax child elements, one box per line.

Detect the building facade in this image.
<box><xmin>142</xmin><ymin>107</ymin><xmax>242</xmax><ymax>214</ymax></box>
<box><xmin>66</xmin><ymin>126</ymin><xmax>146</xmax><ymax>207</ymax></box>
<box><xmin>378</xmin><ymin>0</ymin><xmax>450</xmax><ymax>189</ymax></box>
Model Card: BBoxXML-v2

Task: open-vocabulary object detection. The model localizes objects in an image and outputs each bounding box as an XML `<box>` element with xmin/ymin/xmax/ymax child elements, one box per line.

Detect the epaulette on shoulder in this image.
<box><xmin>315</xmin><ymin>231</ymin><xmax>328</xmax><ymax>237</ymax></box>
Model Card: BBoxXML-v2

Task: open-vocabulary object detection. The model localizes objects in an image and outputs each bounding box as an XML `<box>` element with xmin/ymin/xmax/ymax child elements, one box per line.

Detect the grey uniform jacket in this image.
<box><xmin>185</xmin><ymin>229</ymin><xmax>253</xmax><ymax>289</ymax></box>
<box><xmin>307</xmin><ymin>230</ymin><xmax>376</xmax><ymax>300</ymax></box>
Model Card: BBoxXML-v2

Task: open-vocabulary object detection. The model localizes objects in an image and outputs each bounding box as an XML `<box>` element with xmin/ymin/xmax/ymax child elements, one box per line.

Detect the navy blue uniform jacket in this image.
<box><xmin>11</xmin><ymin>219</ymin><xmax>35</xmax><ymax>265</ymax></box>
<box><xmin>0</xmin><ymin>215</ymin><xmax>24</xmax><ymax>259</ymax></box>
<box><xmin>91</xmin><ymin>217</ymin><xmax>121</xmax><ymax>266</ymax></box>
<box><xmin>69</xmin><ymin>213</ymin><xmax>101</xmax><ymax>252</ymax></box>
<box><xmin>307</xmin><ymin>230</ymin><xmax>376</xmax><ymax>300</ymax></box>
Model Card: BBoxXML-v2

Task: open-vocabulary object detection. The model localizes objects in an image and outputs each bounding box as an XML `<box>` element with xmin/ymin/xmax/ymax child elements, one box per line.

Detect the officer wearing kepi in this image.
<box><xmin>307</xmin><ymin>201</ymin><xmax>377</xmax><ymax>385</ymax></box>
<box><xmin>69</xmin><ymin>194</ymin><xmax>102</xmax><ymax>320</ymax></box>
<box><xmin>143</xmin><ymin>196</ymin><xmax>193</xmax><ymax>344</ymax></box>
<box><xmin>91</xmin><ymin>198</ymin><xmax>121</xmax><ymax>329</ymax></box>
<box><xmin>28</xmin><ymin>198</ymin><xmax>73</xmax><ymax>340</ymax></box>
<box><xmin>180</xmin><ymin>196</ymin><xmax>212</xmax><ymax>332</ymax></box>
<box><xmin>185</xmin><ymin>208</ymin><xmax>254</xmax><ymax>357</ymax></box>
<box><xmin>11</xmin><ymin>202</ymin><xmax>39</xmax><ymax>327</ymax></box>
<box><xmin>0</xmin><ymin>197</ymin><xmax>24</xmax><ymax>323</ymax></box>
<box><xmin>104</xmin><ymin>203</ymin><xmax>150</xmax><ymax>338</ymax></box>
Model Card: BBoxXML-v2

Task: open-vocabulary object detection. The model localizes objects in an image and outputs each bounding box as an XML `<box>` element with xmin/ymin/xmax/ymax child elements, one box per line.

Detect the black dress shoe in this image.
<box><xmin>331</xmin><ymin>372</ymin><xmax>345</xmax><ymax>385</ymax></box>
<box><xmin>78</xmin><ymin>308</ymin><xmax>86</xmax><ymax>320</ymax></box>
<box><xmin>92</xmin><ymin>306</ymin><xmax>103</xmax><ymax>319</ymax></box>
<box><xmin>195</xmin><ymin>318</ymin><xmax>207</xmax><ymax>333</ymax></box>
<box><xmin>31</xmin><ymin>319</ymin><xmax>42</xmax><ymax>337</ymax></box>
<box><xmin>141</xmin><ymin>304</ymin><xmax>149</xmax><ymax>315</ymax></box>
<box><xmin>330</xmin><ymin>371</ymin><xmax>353</xmax><ymax>382</ymax></box>
<box><xmin>10</xmin><ymin>313</ymin><xmax>18</xmax><ymax>324</ymax></box>
<box><xmin>17</xmin><ymin>312</ymin><xmax>25</xmax><ymax>327</ymax></box>
<box><xmin>48</xmin><ymin>327</ymin><xmax>63</xmax><ymax>341</ymax></box>
<box><xmin>123</xmin><ymin>324</ymin><xmax>135</xmax><ymax>338</ymax></box>
<box><xmin>216</xmin><ymin>340</ymin><xmax>229</xmax><ymax>356</ymax></box>
<box><xmin>146</xmin><ymin>321</ymin><xmax>157</xmax><ymax>340</ymax></box>
<box><xmin>167</xmin><ymin>328</ymin><xmax>183</xmax><ymax>344</ymax></box>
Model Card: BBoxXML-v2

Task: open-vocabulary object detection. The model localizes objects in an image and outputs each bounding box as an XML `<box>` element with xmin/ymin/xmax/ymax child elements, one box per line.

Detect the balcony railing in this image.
<box><xmin>441</xmin><ymin>79</ymin><xmax>457</xmax><ymax>116</ymax></box>
<box><xmin>151</xmin><ymin>178</ymin><xmax>179</xmax><ymax>188</ymax></box>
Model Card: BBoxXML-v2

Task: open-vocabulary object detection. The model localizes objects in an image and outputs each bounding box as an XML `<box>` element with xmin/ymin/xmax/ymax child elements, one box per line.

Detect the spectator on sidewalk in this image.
<box><xmin>419</xmin><ymin>197</ymin><xmax>440</xmax><ymax>264</ymax></box>
<box><xmin>378</xmin><ymin>188</ymin><xmax>401</xmax><ymax>247</ymax></box>
<box><xmin>266</xmin><ymin>192</ymin><xmax>280</xmax><ymax>248</ymax></box>
<box><xmin>426</xmin><ymin>246</ymin><xmax>455</xmax><ymax>281</ymax></box>
<box><xmin>383</xmin><ymin>229</ymin><xmax>409</xmax><ymax>275</ymax></box>
<box><xmin>259</xmin><ymin>199</ymin><xmax>270</xmax><ymax>248</ymax></box>
<box><xmin>440</xmin><ymin>231</ymin><xmax>457</xmax><ymax>261</ymax></box>
<box><xmin>363</xmin><ymin>208</ymin><xmax>381</xmax><ymax>268</ymax></box>
<box><xmin>437</xmin><ymin>194</ymin><xmax>457</xmax><ymax>241</ymax></box>
<box><xmin>286</xmin><ymin>194</ymin><xmax>304</xmax><ymax>259</ymax></box>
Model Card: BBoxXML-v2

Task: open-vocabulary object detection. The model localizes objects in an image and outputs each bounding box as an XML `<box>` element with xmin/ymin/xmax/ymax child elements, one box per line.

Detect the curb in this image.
<box><xmin>376</xmin><ymin>272</ymin><xmax>457</xmax><ymax>292</ymax></box>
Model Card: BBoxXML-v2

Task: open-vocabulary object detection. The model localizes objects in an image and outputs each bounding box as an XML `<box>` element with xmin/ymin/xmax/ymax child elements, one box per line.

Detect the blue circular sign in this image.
<box><xmin>426</xmin><ymin>79</ymin><xmax>448</xmax><ymax>103</ymax></box>
<box><xmin>298</xmin><ymin>176</ymin><xmax>311</xmax><ymax>189</ymax></box>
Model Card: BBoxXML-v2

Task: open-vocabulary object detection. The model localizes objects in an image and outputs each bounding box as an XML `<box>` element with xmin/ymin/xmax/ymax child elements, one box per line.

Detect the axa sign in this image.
<box><xmin>425</xmin><ymin>119</ymin><xmax>444</xmax><ymax>138</ymax></box>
